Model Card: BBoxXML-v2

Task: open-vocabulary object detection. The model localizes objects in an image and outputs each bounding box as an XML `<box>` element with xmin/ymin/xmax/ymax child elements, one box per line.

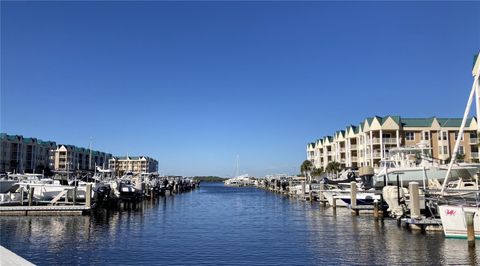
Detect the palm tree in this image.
<box><xmin>325</xmin><ymin>161</ymin><xmax>342</xmax><ymax>176</ymax></box>
<box><xmin>300</xmin><ymin>160</ymin><xmax>313</xmax><ymax>180</ymax></box>
<box><xmin>311</xmin><ymin>167</ymin><xmax>324</xmax><ymax>177</ymax></box>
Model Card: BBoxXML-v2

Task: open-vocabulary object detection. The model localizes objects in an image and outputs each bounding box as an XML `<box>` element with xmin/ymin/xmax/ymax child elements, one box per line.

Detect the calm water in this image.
<box><xmin>1</xmin><ymin>183</ymin><xmax>478</xmax><ymax>265</ymax></box>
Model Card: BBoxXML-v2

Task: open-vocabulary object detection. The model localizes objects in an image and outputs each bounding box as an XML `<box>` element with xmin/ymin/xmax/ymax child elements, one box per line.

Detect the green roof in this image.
<box><xmin>401</xmin><ymin>117</ymin><xmax>435</xmax><ymax>127</ymax></box>
<box><xmin>437</xmin><ymin>118</ymin><xmax>472</xmax><ymax>127</ymax></box>
<box><xmin>352</xmin><ymin>126</ymin><xmax>359</xmax><ymax>134</ymax></box>
<box><xmin>474</xmin><ymin>54</ymin><xmax>479</xmax><ymax>69</ymax></box>
<box><xmin>365</xmin><ymin>117</ymin><xmax>374</xmax><ymax>126</ymax></box>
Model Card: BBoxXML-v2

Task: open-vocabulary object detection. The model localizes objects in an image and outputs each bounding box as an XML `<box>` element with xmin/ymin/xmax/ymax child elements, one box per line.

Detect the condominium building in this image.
<box><xmin>53</xmin><ymin>144</ymin><xmax>113</xmax><ymax>172</ymax></box>
<box><xmin>306</xmin><ymin>116</ymin><xmax>479</xmax><ymax>169</ymax></box>
<box><xmin>0</xmin><ymin>133</ymin><xmax>56</xmax><ymax>173</ymax></box>
<box><xmin>108</xmin><ymin>156</ymin><xmax>158</xmax><ymax>175</ymax></box>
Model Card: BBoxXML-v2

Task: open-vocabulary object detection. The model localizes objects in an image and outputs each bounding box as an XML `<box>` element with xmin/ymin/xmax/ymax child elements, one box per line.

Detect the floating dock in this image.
<box><xmin>0</xmin><ymin>205</ymin><xmax>91</xmax><ymax>216</ymax></box>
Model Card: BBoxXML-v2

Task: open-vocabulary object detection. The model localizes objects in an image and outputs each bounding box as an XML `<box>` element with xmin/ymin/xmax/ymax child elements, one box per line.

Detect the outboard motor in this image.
<box><xmin>359</xmin><ymin>166</ymin><xmax>374</xmax><ymax>189</ymax></box>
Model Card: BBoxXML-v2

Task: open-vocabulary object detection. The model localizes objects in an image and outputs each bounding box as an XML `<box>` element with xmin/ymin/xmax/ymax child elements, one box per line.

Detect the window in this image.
<box><xmin>454</xmin><ymin>132</ymin><xmax>464</xmax><ymax>141</ymax></box>
<box><xmin>443</xmin><ymin>146</ymin><xmax>448</xmax><ymax>154</ymax></box>
<box><xmin>406</xmin><ymin>132</ymin><xmax>415</xmax><ymax>141</ymax></box>
<box><xmin>443</xmin><ymin>131</ymin><xmax>448</xmax><ymax>140</ymax></box>
<box><xmin>458</xmin><ymin>146</ymin><xmax>465</xmax><ymax>155</ymax></box>
<box><xmin>423</xmin><ymin>131</ymin><xmax>430</xmax><ymax>141</ymax></box>
<box><xmin>382</xmin><ymin>133</ymin><xmax>391</xmax><ymax>138</ymax></box>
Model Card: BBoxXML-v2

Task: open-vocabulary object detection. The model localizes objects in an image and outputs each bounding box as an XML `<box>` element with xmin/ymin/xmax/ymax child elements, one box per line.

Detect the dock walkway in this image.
<box><xmin>0</xmin><ymin>205</ymin><xmax>91</xmax><ymax>216</ymax></box>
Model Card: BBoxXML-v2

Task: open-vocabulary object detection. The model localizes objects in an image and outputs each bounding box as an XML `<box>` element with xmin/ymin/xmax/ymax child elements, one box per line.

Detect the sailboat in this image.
<box><xmin>436</xmin><ymin>53</ymin><xmax>480</xmax><ymax>239</ymax></box>
<box><xmin>224</xmin><ymin>155</ymin><xmax>253</xmax><ymax>186</ymax></box>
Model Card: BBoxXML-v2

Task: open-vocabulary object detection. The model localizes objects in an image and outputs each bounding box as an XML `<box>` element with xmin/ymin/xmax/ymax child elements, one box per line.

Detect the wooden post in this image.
<box><xmin>28</xmin><ymin>187</ymin><xmax>35</xmax><ymax>206</ymax></box>
<box><xmin>73</xmin><ymin>187</ymin><xmax>77</xmax><ymax>205</ymax></box>
<box><xmin>409</xmin><ymin>182</ymin><xmax>420</xmax><ymax>219</ymax></box>
<box><xmin>332</xmin><ymin>196</ymin><xmax>337</xmax><ymax>209</ymax></box>
<box><xmin>85</xmin><ymin>184</ymin><xmax>92</xmax><ymax>208</ymax></box>
<box><xmin>319</xmin><ymin>183</ymin><xmax>325</xmax><ymax>206</ymax></box>
<box><xmin>374</xmin><ymin>200</ymin><xmax>379</xmax><ymax>220</ymax></box>
<box><xmin>301</xmin><ymin>181</ymin><xmax>306</xmax><ymax>200</ymax></box>
<box><xmin>20</xmin><ymin>187</ymin><xmax>24</xmax><ymax>206</ymax></box>
<box><xmin>466</xmin><ymin>211</ymin><xmax>476</xmax><ymax>248</ymax></box>
<box><xmin>396</xmin><ymin>174</ymin><xmax>401</xmax><ymax>205</ymax></box>
<box><xmin>309</xmin><ymin>183</ymin><xmax>313</xmax><ymax>202</ymax></box>
<box><xmin>350</xmin><ymin>181</ymin><xmax>358</xmax><ymax>215</ymax></box>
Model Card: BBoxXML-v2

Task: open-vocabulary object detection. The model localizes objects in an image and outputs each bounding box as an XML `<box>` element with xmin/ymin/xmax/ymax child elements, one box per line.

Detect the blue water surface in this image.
<box><xmin>0</xmin><ymin>183</ymin><xmax>478</xmax><ymax>265</ymax></box>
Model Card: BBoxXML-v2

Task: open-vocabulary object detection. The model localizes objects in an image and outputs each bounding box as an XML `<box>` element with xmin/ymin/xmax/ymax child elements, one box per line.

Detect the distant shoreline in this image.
<box><xmin>193</xmin><ymin>176</ymin><xmax>227</xmax><ymax>183</ymax></box>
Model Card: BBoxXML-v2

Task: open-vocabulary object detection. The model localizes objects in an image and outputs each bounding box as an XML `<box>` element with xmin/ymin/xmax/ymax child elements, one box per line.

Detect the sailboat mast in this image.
<box><xmin>441</xmin><ymin>54</ymin><xmax>480</xmax><ymax>195</ymax></box>
<box><xmin>474</xmin><ymin>54</ymin><xmax>480</xmax><ymax>164</ymax></box>
<box><xmin>236</xmin><ymin>155</ymin><xmax>239</xmax><ymax>177</ymax></box>
<box><xmin>89</xmin><ymin>137</ymin><xmax>93</xmax><ymax>171</ymax></box>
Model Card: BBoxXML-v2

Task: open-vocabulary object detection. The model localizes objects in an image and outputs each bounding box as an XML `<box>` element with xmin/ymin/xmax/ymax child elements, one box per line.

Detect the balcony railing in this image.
<box><xmin>367</xmin><ymin>138</ymin><xmax>397</xmax><ymax>145</ymax></box>
<box><xmin>471</xmin><ymin>152</ymin><xmax>479</xmax><ymax>158</ymax></box>
<box><xmin>339</xmin><ymin>148</ymin><xmax>346</xmax><ymax>153</ymax></box>
<box><xmin>351</xmin><ymin>156</ymin><xmax>358</xmax><ymax>161</ymax></box>
<box><xmin>350</xmin><ymin>144</ymin><xmax>357</xmax><ymax>149</ymax></box>
<box><xmin>470</xmin><ymin>138</ymin><xmax>478</xmax><ymax>144</ymax></box>
<box><xmin>383</xmin><ymin>138</ymin><xmax>398</xmax><ymax>144</ymax></box>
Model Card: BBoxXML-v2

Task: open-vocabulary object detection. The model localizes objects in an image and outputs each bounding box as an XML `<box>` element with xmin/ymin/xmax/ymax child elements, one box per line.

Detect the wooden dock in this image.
<box><xmin>401</xmin><ymin>217</ymin><xmax>443</xmax><ymax>232</ymax></box>
<box><xmin>0</xmin><ymin>205</ymin><xmax>91</xmax><ymax>216</ymax></box>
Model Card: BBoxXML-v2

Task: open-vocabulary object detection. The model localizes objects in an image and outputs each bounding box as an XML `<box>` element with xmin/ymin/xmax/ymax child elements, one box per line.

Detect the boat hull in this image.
<box><xmin>438</xmin><ymin>205</ymin><xmax>480</xmax><ymax>238</ymax></box>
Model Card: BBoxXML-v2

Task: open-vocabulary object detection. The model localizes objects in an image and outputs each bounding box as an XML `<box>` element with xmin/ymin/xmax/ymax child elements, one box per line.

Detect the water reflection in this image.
<box><xmin>0</xmin><ymin>184</ymin><xmax>479</xmax><ymax>265</ymax></box>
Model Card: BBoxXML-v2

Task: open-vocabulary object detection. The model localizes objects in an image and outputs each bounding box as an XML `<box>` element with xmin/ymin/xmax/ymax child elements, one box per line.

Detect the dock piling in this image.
<box><xmin>301</xmin><ymin>181</ymin><xmax>306</xmax><ymax>200</ymax></box>
<box><xmin>86</xmin><ymin>184</ymin><xmax>92</xmax><ymax>208</ymax></box>
<box><xmin>374</xmin><ymin>200</ymin><xmax>379</xmax><ymax>220</ymax></box>
<box><xmin>350</xmin><ymin>181</ymin><xmax>358</xmax><ymax>215</ymax></box>
<box><xmin>28</xmin><ymin>187</ymin><xmax>34</xmax><ymax>206</ymax></box>
<box><xmin>409</xmin><ymin>182</ymin><xmax>420</xmax><ymax>219</ymax></box>
<box><xmin>73</xmin><ymin>187</ymin><xmax>77</xmax><ymax>205</ymax></box>
<box><xmin>466</xmin><ymin>211</ymin><xmax>476</xmax><ymax>248</ymax></box>
<box><xmin>20</xmin><ymin>187</ymin><xmax>24</xmax><ymax>206</ymax></box>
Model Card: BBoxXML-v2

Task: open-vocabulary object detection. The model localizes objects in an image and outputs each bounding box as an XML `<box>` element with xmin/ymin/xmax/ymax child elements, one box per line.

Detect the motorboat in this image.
<box><xmin>374</xmin><ymin>147</ymin><xmax>475</xmax><ymax>188</ymax></box>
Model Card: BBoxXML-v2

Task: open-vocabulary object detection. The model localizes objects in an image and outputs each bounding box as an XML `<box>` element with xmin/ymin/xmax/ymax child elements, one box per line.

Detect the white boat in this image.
<box><xmin>0</xmin><ymin>179</ymin><xmax>17</xmax><ymax>193</ymax></box>
<box><xmin>322</xmin><ymin>186</ymin><xmax>380</xmax><ymax>207</ymax></box>
<box><xmin>374</xmin><ymin>148</ymin><xmax>475</xmax><ymax>188</ymax></box>
<box><xmin>224</xmin><ymin>156</ymin><xmax>254</xmax><ymax>187</ymax></box>
<box><xmin>438</xmin><ymin>205</ymin><xmax>480</xmax><ymax>238</ymax></box>
<box><xmin>224</xmin><ymin>174</ymin><xmax>254</xmax><ymax>186</ymax></box>
<box><xmin>14</xmin><ymin>174</ymin><xmax>94</xmax><ymax>201</ymax></box>
<box><xmin>437</xmin><ymin>53</ymin><xmax>480</xmax><ymax>239</ymax></box>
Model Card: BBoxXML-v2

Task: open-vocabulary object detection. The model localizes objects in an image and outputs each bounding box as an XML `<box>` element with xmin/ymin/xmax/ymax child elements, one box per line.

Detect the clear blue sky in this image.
<box><xmin>1</xmin><ymin>1</ymin><xmax>479</xmax><ymax>177</ymax></box>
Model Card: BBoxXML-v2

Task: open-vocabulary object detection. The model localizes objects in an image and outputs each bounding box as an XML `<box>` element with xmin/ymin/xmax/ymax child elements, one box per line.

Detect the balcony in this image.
<box><xmin>350</xmin><ymin>144</ymin><xmax>357</xmax><ymax>150</ymax></box>
<box><xmin>366</xmin><ymin>151</ymin><xmax>382</xmax><ymax>159</ymax></box>
<box><xmin>383</xmin><ymin>138</ymin><xmax>398</xmax><ymax>144</ymax></box>
<box><xmin>351</xmin><ymin>156</ymin><xmax>358</xmax><ymax>162</ymax></box>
